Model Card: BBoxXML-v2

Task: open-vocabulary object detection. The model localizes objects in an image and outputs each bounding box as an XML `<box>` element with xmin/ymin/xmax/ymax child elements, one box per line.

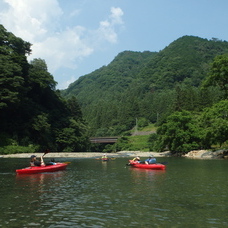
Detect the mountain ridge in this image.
<box><xmin>62</xmin><ymin>35</ymin><xmax>228</xmax><ymax>136</ymax></box>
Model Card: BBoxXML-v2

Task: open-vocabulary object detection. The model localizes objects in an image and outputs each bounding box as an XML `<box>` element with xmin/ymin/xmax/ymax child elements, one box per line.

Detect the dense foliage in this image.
<box><xmin>1</xmin><ymin>23</ymin><xmax>227</xmax><ymax>154</ymax></box>
<box><xmin>202</xmin><ymin>54</ymin><xmax>228</xmax><ymax>99</ymax></box>
<box><xmin>62</xmin><ymin>36</ymin><xmax>228</xmax><ymax>153</ymax></box>
<box><xmin>150</xmin><ymin>99</ymin><xmax>228</xmax><ymax>153</ymax></box>
<box><xmin>0</xmin><ymin>25</ymin><xmax>90</xmax><ymax>153</ymax></box>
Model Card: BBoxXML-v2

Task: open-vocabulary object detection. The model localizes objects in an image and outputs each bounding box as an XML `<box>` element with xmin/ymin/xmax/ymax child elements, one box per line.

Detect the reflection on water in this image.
<box><xmin>15</xmin><ymin>171</ymin><xmax>67</xmax><ymax>192</ymax></box>
<box><xmin>101</xmin><ymin>160</ymin><xmax>108</xmax><ymax>170</ymax></box>
<box><xmin>130</xmin><ymin>167</ymin><xmax>166</xmax><ymax>178</ymax></box>
<box><xmin>0</xmin><ymin>157</ymin><xmax>227</xmax><ymax>227</ymax></box>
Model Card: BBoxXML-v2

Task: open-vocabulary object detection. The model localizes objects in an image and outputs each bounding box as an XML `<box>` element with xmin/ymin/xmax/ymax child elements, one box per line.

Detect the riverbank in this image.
<box><xmin>1</xmin><ymin>149</ymin><xmax>227</xmax><ymax>159</ymax></box>
<box><xmin>1</xmin><ymin>151</ymin><xmax>170</xmax><ymax>158</ymax></box>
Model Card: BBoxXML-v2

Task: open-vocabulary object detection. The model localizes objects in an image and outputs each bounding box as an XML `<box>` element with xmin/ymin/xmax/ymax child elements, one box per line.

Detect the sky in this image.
<box><xmin>0</xmin><ymin>0</ymin><xmax>228</xmax><ymax>89</ymax></box>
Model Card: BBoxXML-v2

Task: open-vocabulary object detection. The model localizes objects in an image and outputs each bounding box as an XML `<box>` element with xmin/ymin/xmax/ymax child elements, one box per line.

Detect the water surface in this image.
<box><xmin>0</xmin><ymin>157</ymin><xmax>227</xmax><ymax>227</ymax></box>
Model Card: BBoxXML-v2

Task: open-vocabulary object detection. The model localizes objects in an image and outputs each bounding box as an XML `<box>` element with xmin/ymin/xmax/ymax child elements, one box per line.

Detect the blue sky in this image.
<box><xmin>0</xmin><ymin>0</ymin><xmax>228</xmax><ymax>89</ymax></box>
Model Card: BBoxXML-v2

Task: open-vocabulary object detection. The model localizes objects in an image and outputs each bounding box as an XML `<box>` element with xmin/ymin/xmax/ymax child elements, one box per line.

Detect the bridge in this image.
<box><xmin>90</xmin><ymin>137</ymin><xmax>119</xmax><ymax>144</ymax></box>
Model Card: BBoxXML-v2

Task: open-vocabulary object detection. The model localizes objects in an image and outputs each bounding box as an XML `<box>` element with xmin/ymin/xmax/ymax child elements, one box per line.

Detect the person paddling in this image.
<box><xmin>30</xmin><ymin>154</ymin><xmax>45</xmax><ymax>167</ymax></box>
<box><xmin>127</xmin><ymin>156</ymin><xmax>141</xmax><ymax>166</ymax></box>
<box><xmin>132</xmin><ymin>156</ymin><xmax>141</xmax><ymax>163</ymax></box>
<box><xmin>30</xmin><ymin>149</ymin><xmax>50</xmax><ymax>166</ymax></box>
<box><xmin>101</xmin><ymin>154</ymin><xmax>108</xmax><ymax>161</ymax></box>
<box><xmin>145</xmin><ymin>155</ymin><xmax>157</xmax><ymax>164</ymax></box>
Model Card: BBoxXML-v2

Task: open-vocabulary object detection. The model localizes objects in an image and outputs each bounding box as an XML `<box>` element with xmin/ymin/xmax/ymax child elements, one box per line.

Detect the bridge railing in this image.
<box><xmin>90</xmin><ymin>137</ymin><xmax>119</xmax><ymax>143</ymax></box>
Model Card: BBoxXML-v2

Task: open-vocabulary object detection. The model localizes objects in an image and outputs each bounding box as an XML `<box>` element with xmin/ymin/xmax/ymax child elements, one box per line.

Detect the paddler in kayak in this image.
<box><xmin>144</xmin><ymin>155</ymin><xmax>157</xmax><ymax>164</ymax></box>
<box><xmin>30</xmin><ymin>149</ymin><xmax>54</xmax><ymax>166</ymax></box>
<box><xmin>101</xmin><ymin>154</ymin><xmax>108</xmax><ymax>161</ymax></box>
<box><xmin>132</xmin><ymin>156</ymin><xmax>141</xmax><ymax>163</ymax></box>
<box><xmin>127</xmin><ymin>156</ymin><xmax>141</xmax><ymax>165</ymax></box>
<box><xmin>30</xmin><ymin>155</ymin><xmax>45</xmax><ymax>166</ymax></box>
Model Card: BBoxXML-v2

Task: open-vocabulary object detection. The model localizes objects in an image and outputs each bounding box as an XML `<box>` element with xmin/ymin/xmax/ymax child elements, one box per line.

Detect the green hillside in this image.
<box><xmin>62</xmin><ymin>36</ymin><xmax>228</xmax><ymax>137</ymax></box>
<box><xmin>63</xmin><ymin>50</ymin><xmax>157</xmax><ymax>103</ymax></box>
<box><xmin>138</xmin><ymin>36</ymin><xmax>228</xmax><ymax>89</ymax></box>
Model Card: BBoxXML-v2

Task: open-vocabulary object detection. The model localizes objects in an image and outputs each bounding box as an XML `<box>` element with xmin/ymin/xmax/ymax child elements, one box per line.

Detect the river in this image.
<box><xmin>0</xmin><ymin>157</ymin><xmax>227</xmax><ymax>227</ymax></box>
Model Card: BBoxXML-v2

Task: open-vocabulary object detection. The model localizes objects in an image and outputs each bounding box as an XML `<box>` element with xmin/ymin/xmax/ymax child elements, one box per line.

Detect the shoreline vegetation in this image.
<box><xmin>1</xmin><ymin>149</ymin><xmax>227</xmax><ymax>159</ymax></box>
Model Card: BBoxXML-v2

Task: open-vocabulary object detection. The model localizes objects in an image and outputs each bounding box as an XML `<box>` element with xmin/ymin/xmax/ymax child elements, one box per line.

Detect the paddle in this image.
<box><xmin>41</xmin><ymin>149</ymin><xmax>51</xmax><ymax>166</ymax></box>
<box><xmin>43</xmin><ymin>150</ymin><xmax>71</xmax><ymax>165</ymax></box>
<box><xmin>41</xmin><ymin>149</ymin><xmax>56</xmax><ymax>166</ymax></box>
<box><xmin>43</xmin><ymin>149</ymin><xmax>50</xmax><ymax>156</ymax></box>
<box><xmin>63</xmin><ymin>161</ymin><xmax>71</xmax><ymax>164</ymax></box>
<box><xmin>159</xmin><ymin>162</ymin><xmax>168</xmax><ymax>165</ymax></box>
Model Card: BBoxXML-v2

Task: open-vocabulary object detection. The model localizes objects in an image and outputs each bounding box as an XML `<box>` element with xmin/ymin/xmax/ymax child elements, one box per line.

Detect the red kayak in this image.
<box><xmin>16</xmin><ymin>163</ymin><xmax>68</xmax><ymax>174</ymax></box>
<box><xmin>129</xmin><ymin>160</ymin><xmax>166</xmax><ymax>170</ymax></box>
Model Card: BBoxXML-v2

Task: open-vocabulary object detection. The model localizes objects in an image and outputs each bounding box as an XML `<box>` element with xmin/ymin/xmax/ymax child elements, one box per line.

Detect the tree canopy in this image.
<box><xmin>0</xmin><ymin>24</ymin><xmax>90</xmax><ymax>153</ymax></box>
<box><xmin>202</xmin><ymin>54</ymin><xmax>228</xmax><ymax>99</ymax></box>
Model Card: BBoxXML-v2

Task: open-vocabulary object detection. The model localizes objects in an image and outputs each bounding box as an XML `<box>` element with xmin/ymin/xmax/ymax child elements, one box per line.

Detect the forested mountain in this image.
<box><xmin>62</xmin><ymin>36</ymin><xmax>228</xmax><ymax>137</ymax></box>
<box><xmin>0</xmin><ymin>25</ymin><xmax>90</xmax><ymax>153</ymax></box>
<box><xmin>1</xmin><ymin>23</ymin><xmax>227</xmax><ymax>154</ymax></box>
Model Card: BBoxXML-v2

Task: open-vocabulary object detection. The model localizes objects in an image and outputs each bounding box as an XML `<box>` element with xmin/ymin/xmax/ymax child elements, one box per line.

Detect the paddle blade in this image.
<box><xmin>63</xmin><ymin>162</ymin><xmax>71</xmax><ymax>164</ymax></box>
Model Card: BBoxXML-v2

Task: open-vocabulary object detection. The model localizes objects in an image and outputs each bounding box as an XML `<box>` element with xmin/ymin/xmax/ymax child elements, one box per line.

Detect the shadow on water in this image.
<box><xmin>0</xmin><ymin>157</ymin><xmax>227</xmax><ymax>227</ymax></box>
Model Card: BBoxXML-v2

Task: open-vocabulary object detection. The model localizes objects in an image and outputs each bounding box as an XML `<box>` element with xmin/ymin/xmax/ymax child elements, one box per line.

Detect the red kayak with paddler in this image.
<box><xmin>129</xmin><ymin>160</ymin><xmax>166</xmax><ymax>170</ymax></box>
<box><xmin>16</xmin><ymin>150</ymin><xmax>68</xmax><ymax>174</ymax></box>
<box><xmin>16</xmin><ymin>163</ymin><xmax>68</xmax><ymax>174</ymax></box>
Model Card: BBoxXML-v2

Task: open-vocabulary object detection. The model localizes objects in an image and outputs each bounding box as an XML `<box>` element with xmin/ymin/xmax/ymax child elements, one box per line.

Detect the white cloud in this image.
<box><xmin>110</xmin><ymin>7</ymin><xmax>124</xmax><ymax>25</ymax></box>
<box><xmin>97</xmin><ymin>7</ymin><xmax>124</xmax><ymax>43</ymax></box>
<box><xmin>69</xmin><ymin>9</ymin><xmax>81</xmax><ymax>18</ymax></box>
<box><xmin>0</xmin><ymin>0</ymin><xmax>62</xmax><ymax>42</ymax></box>
<box><xmin>0</xmin><ymin>1</ymin><xmax>124</xmax><ymax>89</ymax></box>
<box><xmin>32</xmin><ymin>26</ymin><xmax>94</xmax><ymax>73</ymax></box>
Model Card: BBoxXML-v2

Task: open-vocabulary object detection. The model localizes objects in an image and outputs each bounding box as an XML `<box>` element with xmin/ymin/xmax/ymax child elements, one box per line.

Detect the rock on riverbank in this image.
<box><xmin>183</xmin><ymin>149</ymin><xmax>228</xmax><ymax>159</ymax></box>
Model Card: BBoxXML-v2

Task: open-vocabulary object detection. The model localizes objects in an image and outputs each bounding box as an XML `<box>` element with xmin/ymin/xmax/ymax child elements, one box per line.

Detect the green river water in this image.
<box><xmin>0</xmin><ymin>157</ymin><xmax>227</xmax><ymax>228</ymax></box>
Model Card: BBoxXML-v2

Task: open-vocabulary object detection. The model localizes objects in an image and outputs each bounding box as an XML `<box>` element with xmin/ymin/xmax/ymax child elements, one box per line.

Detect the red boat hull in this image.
<box><xmin>129</xmin><ymin>160</ymin><xmax>166</xmax><ymax>170</ymax></box>
<box><xmin>16</xmin><ymin>163</ymin><xmax>68</xmax><ymax>174</ymax></box>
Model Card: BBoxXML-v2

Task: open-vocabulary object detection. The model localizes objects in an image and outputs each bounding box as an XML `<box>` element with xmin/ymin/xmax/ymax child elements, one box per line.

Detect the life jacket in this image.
<box><xmin>30</xmin><ymin>160</ymin><xmax>41</xmax><ymax>166</ymax></box>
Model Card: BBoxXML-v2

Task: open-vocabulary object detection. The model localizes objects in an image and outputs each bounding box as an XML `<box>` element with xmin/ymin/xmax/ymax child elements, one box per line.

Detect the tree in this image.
<box><xmin>200</xmin><ymin>100</ymin><xmax>228</xmax><ymax>147</ymax></box>
<box><xmin>202</xmin><ymin>54</ymin><xmax>228</xmax><ymax>99</ymax></box>
<box><xmin>0</xmin><ymin>25</ymin><xmax>90</xmax><ymax>152</ymax></box>
<box><xmin>31</xmin><ymin>113</ymin><xmax>53</xmax><ymax>149</ymax></box>
<box><xmin>66</xmin><ymin>96</ymin><xmax>83</xmax><ymax>120</ymax></box>
<box><xmin>0</xmin><ymin>55</ymin><xmax>24</xmax><ymax>108</ymax></box>
<box><xmin>56</xmin><ymin>118</ymin><xmax>89</xmax><ymax>152</ymax></box>
<box><xmin>0</xmin><ymin>24</ymin><xmax>31</xmax><ymax>109</ymax></box>
<box><xmin>155</xmin><ymin>111</ymin><xmax>201</xmax><ymax>153</ymax></box>
<box><xmin>29</xmin><ymin>58</ymin><xmax>57</xmax><ymax>90</ymax></box>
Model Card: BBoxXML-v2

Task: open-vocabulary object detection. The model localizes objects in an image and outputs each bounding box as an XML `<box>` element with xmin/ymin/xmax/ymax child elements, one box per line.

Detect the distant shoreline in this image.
<box><xmin>1</xmin><ymin>149</ymin><xmax>226</xmax><ymax>159</ymax></box>
<box><xmin>1</xmin><ymin>151</ymin><xmax>170</xmax><ymax>158</ymax></box>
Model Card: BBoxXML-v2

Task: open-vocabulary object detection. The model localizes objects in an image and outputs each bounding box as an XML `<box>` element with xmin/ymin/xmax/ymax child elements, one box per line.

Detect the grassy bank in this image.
<box><xmin>115</xmin><ymin>124</ymin><xmax>157</xmax><ymax>152</ymax></box>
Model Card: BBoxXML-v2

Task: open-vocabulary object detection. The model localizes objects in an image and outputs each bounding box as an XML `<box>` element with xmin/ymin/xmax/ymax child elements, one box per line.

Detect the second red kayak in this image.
<box><xmin>16</xmin><ymin>163</ymin><xmax>68</xmax><ymax>174</ymax></box>
<box><xmin>129</xmin><ymin>160</ymin><xmax>166</xmax><ymax>170</ymax></box>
